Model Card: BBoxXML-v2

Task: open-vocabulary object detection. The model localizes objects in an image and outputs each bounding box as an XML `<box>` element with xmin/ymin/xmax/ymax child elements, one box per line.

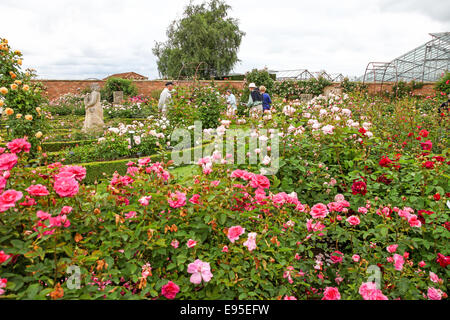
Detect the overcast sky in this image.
<box><xmin>1</xmin><ymin>0</ymin><xmax>449</xmax><ymax>80</ymax></box>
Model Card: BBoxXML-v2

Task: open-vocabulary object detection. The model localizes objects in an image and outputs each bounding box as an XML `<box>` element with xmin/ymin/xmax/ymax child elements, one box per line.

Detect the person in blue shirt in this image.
<box><xmin>226</xmin><ymin>89</ymin><xmax>237</xmax><ymax>112</ymax></box>
<box><xmin>260</xmin><ymin>86</ymin><xmax>272</xmax><ymax>112</ymax></box>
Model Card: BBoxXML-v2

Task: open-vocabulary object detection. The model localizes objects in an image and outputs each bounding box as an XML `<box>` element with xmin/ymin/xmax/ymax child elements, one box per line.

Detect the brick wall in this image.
<box><xmin>32</xmin><ymin>79</ymin><xmax>436</xmax><ymax>101</ymax></box>
<box><xmin>31</xmin><ymin>79</ymin><xmax>246</xmax><ymax>101</ymax></box>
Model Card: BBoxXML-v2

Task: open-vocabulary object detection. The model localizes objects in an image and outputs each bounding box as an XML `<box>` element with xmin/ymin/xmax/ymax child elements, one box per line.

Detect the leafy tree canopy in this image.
<box><xmin>153</xmin><ymin>0</ymin><xmax>245</xmax><ymax>80</ymax></box>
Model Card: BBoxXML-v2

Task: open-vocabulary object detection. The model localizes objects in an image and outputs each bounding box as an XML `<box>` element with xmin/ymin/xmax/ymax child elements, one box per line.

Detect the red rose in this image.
<box><xmin>419</xmin><ymin>129</ymin><xmax>429</xmax><ymax>138</ymax></box>
<box><xmin>379</xmin><ymin>156</ymin><xmax>392</xmax><ymax>167</ymax></box>
<box><xmin>436</xmin><ymin>253</ymin><xmax>450</xmax><ymax>268</ymax></box>
<box><xmin>351</xmin><ymin>180</ymin><xmax>367</xmax><ymax>196</ymax></box>
<box><xmin>434</xmin><ymin>193</ymin><xmax>441</xmax><ymax>201</ymax></box>
<box><xmin>422</xmin><ymin>161</ymin><xmax>434</xmax><ymax>169</ymax></box>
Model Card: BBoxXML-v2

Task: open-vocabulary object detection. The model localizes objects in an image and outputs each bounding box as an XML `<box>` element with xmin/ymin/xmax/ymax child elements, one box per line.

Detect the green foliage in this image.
<box><xmin>390</xmin><ymin>80</ymin><xmax>425</xmax><ymax>99</ymax></box>
<box><xmin>341</xmin><ymin>77</ymin><xmax>358</xmax><ymax>94</ymax></box>
<box><xmin>434</xmin><ymin>72</ymin><xmax>450</xmax><ymax>95</ymax></box>
<box><xmin>100</xmin><ymin>78</ymin><xmax>138</xmax><ymax>103</ymax></box>
<box><xmin>242</xmin><ymin>69</ymin><xmax>275</xmax><ymax>102</ymax></box>
<box><xmin>272</xmin><ymin>77</ymin><xmax>332</xmax><ymax>99</ymax></box>
<box><xmin>0</xmin><ymin>37</ymin><xmax>47</xmax><ymax>153</ymax></box>
<box><xmin>152</xmin><ymin>0</ymin><xmax>245</xmax><ymax>79</ymax></box>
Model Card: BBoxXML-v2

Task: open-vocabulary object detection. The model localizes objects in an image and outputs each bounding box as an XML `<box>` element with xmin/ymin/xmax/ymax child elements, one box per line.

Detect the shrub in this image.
<box><xmin>434</xmin><ymin>72</ymin><xmax>450</xmax><ymax>96</ymax></box>
<box><xmin>242</xmin><ymin>69</ymin><xmax>275</xmax><ymax>101</ymax></box>
<box><xmin>101</xmin><ymin>78</ymin><xmax>138</xmax><ymax>103</ymax></box>
<box><xmin>0</xmin><ymin>37</ymin><xmax>47</xmax><ymax>153</ymax></box>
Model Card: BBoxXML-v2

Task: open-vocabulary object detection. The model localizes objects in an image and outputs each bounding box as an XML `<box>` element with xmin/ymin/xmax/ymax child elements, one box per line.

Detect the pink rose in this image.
<box><xmin>186</xmin><ymin>239</ymin><xmax>197</xmax><ymax>248</ymax></box>
<box><xmin>187</xmin><ymin>259</ymin><xmax>213</xmax><ymax>284</ymax></box>
<box><xmin>429</xmin><ymin>272</ymin><xmax>442</xmax><ymax>284</ymax></box>
<box><xmin>408</xmin><ymin>215</ymin><xmax>422</xmax><ymax>228</ymax></box>
<box><xmin>139</xmin><ymin>196</ymin><xmax>152</xmax><ymax>206</ymax></box>
<box><xmin>36</xmin><ymin>210</ymin><xmax>51</xmax><ymax>220</ymax></box>
<box><xmin>283</xmin><ymin>296</ymin><xmax>297</xmax><ymax>300</ymax></box>
<box><xmin>59</xmin><ymin>166</ymin><xmax>86</xmax><ymax>181</ymax></box>
<box><xmin>386</xmin><ymin>244</ymin><xmax>398</xmax><ymax>253</ymax></box>
<box><xmin>418</xmin><ymin>261</ymin><xmax>426</xmax><ymax>268</ymax></box>
<box><xmin>358</xmin><ymin>207</ymin><xmax>368</xmax><ymax>214</ymax></box>
<box><xmin>125</xmin><ymin>211</ymin><xmax>137</xmax><ymax>219</ymax></box>
<box><xmin>346</xmin><ymin>216</ymin><xmax>360</xmax><ymax>226</ymax></box>
<box><xmin>227</xmin><ymin>225</ymin><xmax>245</xmax><ymax>243</ymax></box>
<box><xmin>6</xmin><ymin>138</ymin><xmax>31</xmax><ymax>154</ymax></box>
<box><xmin>26</xmin><ymin>184</ymin><xmax>49</xmax><ymax>197</ymax></box>
<box><xmin>243</xmin><ymin>232</ymin><xmax>257</xmax><ymax>252</ymax></box>
<box><xmin>171</xmin><ymin>240</ymin><xmax>179</xmax><ymax>249</ymax></box>
<box><xmin>393</xmin><ymin>254</ymin><xmax>404</xmax><ymax>271</ymax></box>
<box><xmin>222</xmin><ymin>246</ymin><xmax>228</xmax><ymax>253</ymax></box>
<box><xmin>427</xmin><ymin>287</ymin><xmax>443</xmax><ymax>300</ymax></box>
<box><xmin>0</xmin><ymin>153</ymin><xmax>18</xmax><ymax>171</ymax></box>
<box><xmin>249</xmin><ymin>174</ymin><xmax>270</xmax><ymax>189</ymax></box>
<box><xmin>322</xmin><ymin>287</ymin><xmax>341</xmax><ymax>300</ymax></box>
<box><xmin>54</xmin><ymin>175</ymin><xmax>79</xmax><ymax>198</ymax></box>
<box><xmin>161</xmin><ymin>281</ymin><xmax>180</xmax><ymax>300</ymax></box>
<box><xmin>60</xmin><ymin>206</ymin><xmax>73</xmax><ymax>215</ymax></box>
<box><xmin>0</xmin><ymin>189</ymin><xmax>23</xmax><ymax>212</ymax></box>
<box><xmin>330</xmin><ymin>251</ymin><xmax>344</xmax><ymax>264</ymax></box>
<box><xmin>168</xmin><ymin>191</ymin><xmax>186</xmax><ymax>208</ymax></box>
<box><xmin>352</xmin><ymin>254</ymin><xmax>360</xmax><ymax>262</ymax></box>
<box><xmin>310</xmin><ymin>203</ymin><xmax>329</xmax><ymax>219</ymax></box>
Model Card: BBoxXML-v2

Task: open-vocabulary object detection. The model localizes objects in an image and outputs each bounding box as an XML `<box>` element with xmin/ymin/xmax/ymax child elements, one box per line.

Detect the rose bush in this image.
<box><xmin>0</xmin><ymin>138</ymin><xmax>447</xmax><ymax>300</ymax></box>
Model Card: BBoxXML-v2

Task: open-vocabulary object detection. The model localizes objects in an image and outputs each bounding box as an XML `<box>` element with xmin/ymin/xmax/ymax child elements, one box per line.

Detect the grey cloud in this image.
<box><xmin>378</xmin><ymin>0</ymin><xmax>450</xmax><ymax>22</ymax></box>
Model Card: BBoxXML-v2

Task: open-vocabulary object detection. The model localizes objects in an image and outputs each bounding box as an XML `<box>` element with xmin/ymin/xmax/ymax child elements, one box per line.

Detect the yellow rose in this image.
<box><xmin>35</xmin><ymin>131</ymin><xmax>43</xmax><ymax>139</ymax></box>
<box><xmin>10</xmin><ymin>84</ymin><xmax>18</xmax><ymax>90</ymax></box>
<box><xmin>25</xmin><ymin>114</ymin><xmax>33</xmax><ymax>121</ymax></box>
<box><xmin>14</xmin><ymin>80</ymin><xmax>22</xmax><ymax>85</ymax></box>
<box><xmin>0</xmin><ymin>87</ymin><xmax>8</xmax><ymax>95</ymax></box>
<box><xmin>23</xmin><ymin>85</ymin><xmax>30</xmax><ymax>91</ymax></box>
<box><xmin>16</xmin><ymin>113</ymin><xmax>22</xmax><ymax>119</ymax></box>
<box><xmin>36</xmin><ymin>107</ymin><xmax>41</xmax><ymax>113</ymax></box>
<box><xmin>17</xmin><ymin>59</ymin><xmax>22</xmax><ymax>65</ymax></box>
<box><xmin>0</xmin><ymin>100</ymin><xmax>4</xmax><ymax>107</ymax></box>
<box><xmin>9</xmin><ymin>71</ymin><xmax>16</xmax><ymax>79</ymax></box>
<box><xmin>5</xmin><ymin>108</ymin><xmax>14</xmax><ymax>116</ymax></box>
<box><xmin>14</xmin><ymin>50</ymin><xmax>21</xmax><ymax>55</ymax></box>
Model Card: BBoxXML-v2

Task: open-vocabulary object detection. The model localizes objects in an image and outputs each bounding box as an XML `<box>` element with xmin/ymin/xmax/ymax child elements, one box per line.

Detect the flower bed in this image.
<box><xmin>0</xmin><ymin>135</ymin><xmax>448</xmax><ymax>300</ymax></box>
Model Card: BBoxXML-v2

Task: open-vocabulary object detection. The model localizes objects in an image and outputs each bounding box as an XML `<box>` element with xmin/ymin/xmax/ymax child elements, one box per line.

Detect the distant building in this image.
<box><xmin>103</xmin><ymin>72</ymin><xmax>148</xmax><ymax>81</ymax></box>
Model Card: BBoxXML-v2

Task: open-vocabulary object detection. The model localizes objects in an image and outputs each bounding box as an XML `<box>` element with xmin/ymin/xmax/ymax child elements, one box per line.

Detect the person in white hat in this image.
<box><xmin>246</xmin><ymin>82</ymin><xmax>263</xmax><ymax>115</ymax></box>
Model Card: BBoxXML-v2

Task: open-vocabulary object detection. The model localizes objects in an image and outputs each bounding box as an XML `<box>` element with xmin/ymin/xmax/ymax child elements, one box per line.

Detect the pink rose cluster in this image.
<box><xmin>359</xmin><ymin>282</ymin><xmax>388</xmax><ymax>300</ymax></box>
<box><xmin>397</xmin><ymin>207</ymin><xmax>422</xmax><ymax>228</ymax></box>
<box><xmin>145</xmin><ymin>162</ymin><xmax>170</xmax><ymax>182</ymax></box>
<box><xmin>33</xmin><ymin>207</ymin><xmax>72</xmax><ymax>237</ymax></box>
<box><xmin>231</xmin><ymin>169</ymin><xmax>270</xmax><ymax>189</ymax></box>
<box><xmin>6</xmin><ymin>138</ymin><xmax>31</xmax><ymax>154</ymax></box>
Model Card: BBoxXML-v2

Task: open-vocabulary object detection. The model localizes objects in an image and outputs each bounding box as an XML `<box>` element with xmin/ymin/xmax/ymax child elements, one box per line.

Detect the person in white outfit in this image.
<box><xmin>158</xmin><ymin>82</ymin><xmax>174</xmax><ymax>114</ymax></box>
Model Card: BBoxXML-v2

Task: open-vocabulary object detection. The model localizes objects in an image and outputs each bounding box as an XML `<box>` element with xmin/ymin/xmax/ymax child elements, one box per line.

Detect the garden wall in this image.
<box><xmin>31</xmin><ymin>80</ymin><xmax>246</xmax><ymax>101</ymax></box>
<box><xmin>32</xmin><ymin>79</ymin><xmax>437</xmax><ymax>101</ymax></box>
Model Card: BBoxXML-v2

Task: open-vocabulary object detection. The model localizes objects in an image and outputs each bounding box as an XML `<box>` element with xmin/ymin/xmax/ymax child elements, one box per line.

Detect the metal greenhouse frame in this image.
<box><xmin>361</xmin><ymin>32</ymin><xmax>450</xmax><ymax>83</ymax></box>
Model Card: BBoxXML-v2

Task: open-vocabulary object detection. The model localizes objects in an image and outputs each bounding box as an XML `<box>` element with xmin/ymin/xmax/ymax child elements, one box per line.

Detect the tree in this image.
<box><xmin>153</xmin><ymin>0</ymin><xmax>245</xmax><ymax>79</ymax></box>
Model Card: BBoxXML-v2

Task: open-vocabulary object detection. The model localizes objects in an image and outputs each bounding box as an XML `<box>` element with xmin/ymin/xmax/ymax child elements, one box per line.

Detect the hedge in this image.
<box><xmin>42</xmin><ymin>139</ymin><xmax>97</xmax><ymax>152</ymax></box>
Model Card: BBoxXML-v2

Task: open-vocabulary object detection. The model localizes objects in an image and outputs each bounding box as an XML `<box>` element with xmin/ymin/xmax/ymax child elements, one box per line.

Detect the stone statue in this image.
<box><xmin>82</xmin><ymin>84</ymin><xmax>104</xmax><ymax>134</ymax></box>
